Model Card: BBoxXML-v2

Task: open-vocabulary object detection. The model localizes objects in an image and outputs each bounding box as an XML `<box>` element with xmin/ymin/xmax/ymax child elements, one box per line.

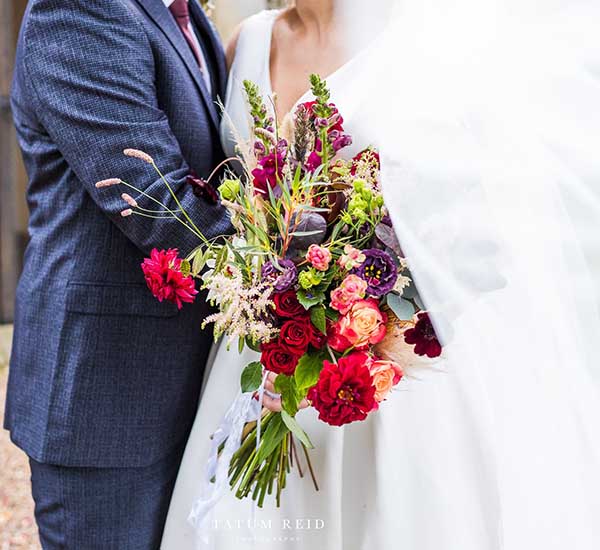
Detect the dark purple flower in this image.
<box><xmin>404</xmin><ymin>312</ymin><xmax>442</xmax><ymax>358</ymax></box>
<box><xmin>187</xmin><ymin>174</ymin><xmax>218</xmax><ymax>204</ymax></box>
<box><xmin>262</xmin><ymin>259</ymin><xmax>298</xmax><ymax>292</ymax></box>
<box><xmin>351</xmin><ymin>248</ymin><xmax>398</xmax><ymax>297</ymax></box>
<box><xmin>254</xmin><ymin>140</ymin><xmax>266</xmax><ymax>157</ymax></box>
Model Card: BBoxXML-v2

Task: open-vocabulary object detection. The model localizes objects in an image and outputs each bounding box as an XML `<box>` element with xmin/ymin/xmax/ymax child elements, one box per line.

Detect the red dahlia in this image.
<box><xmin>141</xmin><ymin>248</ymin><xmax>198</xmax><ymax>309</ymax></box>
<box><xmin>404</xmin><ymin>312</ymin><xmax>442</xmax><ymax>358</ymax></box>
<box><xmin>308</xmin><ymin>352</ymin><xmax>377</xmax><ymax>426</ymax></box>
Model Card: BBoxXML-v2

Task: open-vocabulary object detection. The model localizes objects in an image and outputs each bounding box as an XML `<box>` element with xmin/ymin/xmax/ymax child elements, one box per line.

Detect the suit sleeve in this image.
<box><xmin>21</xmin><ymin>0</ymin><xmax>231</xmax><ymax>255</ymax></box>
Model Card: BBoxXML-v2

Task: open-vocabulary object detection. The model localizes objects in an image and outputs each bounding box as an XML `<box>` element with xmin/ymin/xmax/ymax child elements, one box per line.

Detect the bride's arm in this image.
<box><xmin>225</xmin><ymin>24</ymin><xmax>243</xmax><ymax>71</ymax></box>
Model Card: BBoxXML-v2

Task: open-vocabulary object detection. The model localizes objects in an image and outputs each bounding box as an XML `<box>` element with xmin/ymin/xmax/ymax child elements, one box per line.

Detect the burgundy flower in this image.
<box><xmin>251</xmin><ymin>151</ymin><xmax>284</xmax><ymax>195</ymax></box>
<box><xmin>404</xmin><ymin>312</ymin><xmax>442</xmax><ymax>358</ymax></box>
<box><xmin>261</xmin><ymin>259</ymin><xmax>298</xmax><ymax>293</ymax></box>
<box><xmin>187</xmin><ymin>174</ymin><xmax>219</xmax><ymax>204</ymax></box>
<box><xmin>261</xmin><ymin>341</ymin><xmax>302</xmax><ymax>376</ymax></box>
<box><xmin>351</xmin><ymin>248</ymin><xmax>398</xmax><ymax>297</ymax></box>
<box><xmin>308</xmin><ymin>351</ymin><xmax>377</xmax><ymax>426</ymax></box>
<box><xmin>141</xmin><ymin>248</ymin><xmax>198</xmax><ymax>309</ymax></box>
<box><xmin>305</xmin><ymin>151</ymin><xmax>322</xmax><ymax>173</ymax></box>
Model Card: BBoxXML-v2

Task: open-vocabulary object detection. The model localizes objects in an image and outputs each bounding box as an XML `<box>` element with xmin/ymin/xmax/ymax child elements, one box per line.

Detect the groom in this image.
<box><xmin>5</xmin><ymin>0</ymin><xmax>229</xmax><ymax>548</ymax></box>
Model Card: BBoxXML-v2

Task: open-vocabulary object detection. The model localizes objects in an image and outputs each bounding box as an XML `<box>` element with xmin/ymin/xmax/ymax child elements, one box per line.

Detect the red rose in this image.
<box><xmin>280</xmin><ymin>319</ymin><xmax>312</xmax><ymax>351</ymax></box>
<box><xmin>273</xmin><ymin>291</ymin><xmax>306</xmax><ymax>318</ymax></box>
<box><xmin>308</xmin><ymin>351</ymin><xmax>377</xmax><ymax>426</ymax></box>
<box><xmin>261</xmin><ymin>341</ymin><xmax>302</xmax><ymax>375</ymax></box>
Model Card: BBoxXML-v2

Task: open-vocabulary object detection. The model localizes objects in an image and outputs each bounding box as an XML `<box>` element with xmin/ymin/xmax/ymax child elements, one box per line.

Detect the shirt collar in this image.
<box><xmin>163</xmin><ymin>0</ymin><xmax>186</xmax><ymax>7</ymax></box>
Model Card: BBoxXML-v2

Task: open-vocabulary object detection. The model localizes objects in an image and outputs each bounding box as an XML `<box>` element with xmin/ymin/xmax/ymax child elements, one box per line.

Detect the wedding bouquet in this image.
<box><xmin>96</xmin><ymin>75</ymin><xmax>442</xmax><ymax>508</ymax></box>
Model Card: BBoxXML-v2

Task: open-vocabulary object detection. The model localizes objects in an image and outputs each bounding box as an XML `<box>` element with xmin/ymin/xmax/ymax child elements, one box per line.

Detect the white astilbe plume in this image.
<box><xmin>202</xmin><ymin>267</ymin><xmax>278</xmax><ymax>346</ymax></box>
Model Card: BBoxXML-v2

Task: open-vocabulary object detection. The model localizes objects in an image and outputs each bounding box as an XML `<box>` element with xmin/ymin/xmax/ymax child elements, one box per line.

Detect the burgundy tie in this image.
<box><xmin>169</xmin><ymin>0</ymin><xmax>205</xmax><ymax>71</ymax></box>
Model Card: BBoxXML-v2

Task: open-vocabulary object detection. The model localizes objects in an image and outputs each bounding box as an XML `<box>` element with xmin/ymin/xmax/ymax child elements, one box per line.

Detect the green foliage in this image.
<box><xmin>281</xmin><ymin>411</ymin><xmax>314</xmax><ymax>449</ymax></box>
<box><xmin>294</xmin><ymin>351</ymin><xmax>326</xmax><ymax>392</ymax></box>
<box><xmin>297</xmin><ymin>289</ymin><xmax>326</xmax><ymax>310</ymax></box>
<box><xmin>240</xmin><ymin>361</ymin><xmax>263</xmax><ymax>393</ymax></box>
<box><xmin>310</xmin><ymin>305</ymin><xmax>327</xmax><ymax>335</ymax></box>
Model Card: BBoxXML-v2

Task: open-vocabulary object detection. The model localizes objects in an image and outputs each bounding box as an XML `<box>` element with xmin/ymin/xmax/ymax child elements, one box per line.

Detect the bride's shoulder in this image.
<box><xmin>225</xmin><ymin>9</ymin><xmax>283</xmax><ymax>70</ymax></box>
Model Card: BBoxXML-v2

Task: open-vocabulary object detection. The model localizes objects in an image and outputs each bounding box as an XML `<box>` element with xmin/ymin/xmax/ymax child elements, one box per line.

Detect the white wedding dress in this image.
<box><xmin>162</xmin><ymin>5</ymin><xmax>600</xmax><ymax>550</ymax></box>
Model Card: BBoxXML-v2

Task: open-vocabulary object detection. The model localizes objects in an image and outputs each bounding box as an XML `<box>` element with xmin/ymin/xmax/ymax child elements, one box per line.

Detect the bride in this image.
<box><xmin>162</xmin><ymin>0</ymin><xmax>600</xmax><ymax>549</ymax></box>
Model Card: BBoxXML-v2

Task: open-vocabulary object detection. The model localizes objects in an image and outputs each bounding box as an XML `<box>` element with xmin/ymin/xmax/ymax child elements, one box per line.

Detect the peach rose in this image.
<box><xmin>306</xmin><ymin>244</ymin><xmax>332</xmax><ymax>271</ymax></box>
<box><xmin>328</xmin><ymin>298</ymin><xmax>387</xmax><ymax>351</ymax></box>
<box><xmin>330</xmin><ymin>274</ymin><xmax>368</xmax><ymax>314</ymax></box>
<box><xmin>369</xmin><ymin>359</ymin><xmax>404</xmax><ymax>402</ymax></box>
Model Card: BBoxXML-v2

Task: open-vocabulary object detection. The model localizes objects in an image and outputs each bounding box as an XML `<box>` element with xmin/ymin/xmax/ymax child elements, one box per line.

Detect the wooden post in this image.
<box><xmin>0</xmin><ymin>1</ymin><xmax>19</xmax><ymax>323</ymax></box>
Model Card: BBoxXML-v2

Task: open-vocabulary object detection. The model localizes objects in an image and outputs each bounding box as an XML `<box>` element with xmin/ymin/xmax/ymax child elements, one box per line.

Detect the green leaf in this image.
<box><xmin>240</xmin><ymin>361</ymin><xmax>263</xmax><ymax>393</ymax></box>
<box><xmin>294</xmin><ymin>352</ymin><xmax>325</xmax><ymax>392</ymax></box>
<box><xmin>180</xmin><ymin>259</ymin><xmax>191</xmax><ymax>278</ymax></box>
<box><xmin>191</xmin><ymin>248</ymin><xmax>206</xmax><ymax>277</ymax></box>
<box><xmin>274</xmin><ymin>374</ymin><xmax>301</xmax><ymax>416</ymax></box>
<box><xmin>256</xmin><ymin>414</ymin><xmax>290</xmax><ymax>463</ymax></box>
<box><xmin>245</xmin><ymin>337</ymin><xmax>261</xmax><ymax>353</ymax></box>
<box><xmin>310</xmin><ymin>305</ymin><xmax>327</xmax><ymax>335</ymax></box>
<box><xmin>281</xmin><ymin>411</ymin><xmax>314</xmax><ymax>449</ymax></box>
<box><xmin>297</xmin><ymin>289</ymin><xmax>326</xmax><ymax>310</ymax></box>
<box><xmin>325</xmin><ymin>308</ymin><xmax>340</xmax><ymax>322</ymax></box>
<box><xmin>387</xmin><ymin>293</ymin><xmax>415</xmax><ymax>321</ymax></box>
<box><xmin>214</xmin><ymin>246</ymin><xmax>228</xmax><ymax>273</ymax></box>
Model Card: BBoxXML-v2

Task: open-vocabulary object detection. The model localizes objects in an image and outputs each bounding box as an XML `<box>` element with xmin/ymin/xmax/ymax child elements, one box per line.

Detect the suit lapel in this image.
<box><xmin>189</xmin><ymin>0</ymin><xmax>228</xmax><ymax>101</ymax></box>
<box><xmin>134</xmin><ymin>0</ymin><xmax>220</xmax><ymax>130</ymax></box>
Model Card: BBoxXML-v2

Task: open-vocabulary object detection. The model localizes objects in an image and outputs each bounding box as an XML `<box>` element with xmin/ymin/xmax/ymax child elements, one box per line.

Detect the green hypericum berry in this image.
<box><xmin>218</xmin><ymin>179</ymin><xmax>241</xmax><ymax>201</ymax></box>
<box><xmin>299</xmin><ymin>269</ymin><xmax>324</xmax><ymax>289</ymax></box>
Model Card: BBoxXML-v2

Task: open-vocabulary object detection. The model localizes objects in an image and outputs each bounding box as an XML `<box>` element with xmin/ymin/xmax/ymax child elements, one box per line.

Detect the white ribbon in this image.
<box><xmin>188</xmin><ymin>376</ymin><xmax>267</xmax><ymax>546</ymax></box>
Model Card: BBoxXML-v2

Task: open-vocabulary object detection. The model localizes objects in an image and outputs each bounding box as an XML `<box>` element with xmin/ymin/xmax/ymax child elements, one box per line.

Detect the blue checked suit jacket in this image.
<box><xmin>5</xmin><ymin>0</ymin><xmax>231</xmax><ymax>467</ymax></box>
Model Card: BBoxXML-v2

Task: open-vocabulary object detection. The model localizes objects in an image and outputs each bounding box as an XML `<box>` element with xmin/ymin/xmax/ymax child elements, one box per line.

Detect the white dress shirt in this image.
<box><xmin>162</xmin><ymin>0</ymin><xmax>212</xmax><ymax>93</ymax></box>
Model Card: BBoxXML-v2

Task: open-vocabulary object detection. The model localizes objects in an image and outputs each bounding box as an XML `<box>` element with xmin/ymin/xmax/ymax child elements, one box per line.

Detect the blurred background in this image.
<box><xmin>0</xmin><ymin>1</ymin><xmax>284</xmax><ymax>548</ymax></box>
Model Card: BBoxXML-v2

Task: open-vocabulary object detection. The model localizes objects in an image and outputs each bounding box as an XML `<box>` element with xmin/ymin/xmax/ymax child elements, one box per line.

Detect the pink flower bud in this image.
<box><xmin>121</xmin><ymin>193</ymin><xmax>138</xmax><ymax>208</ymax></box>
<box><xmin>123</xmin><ymin>148</ymin><xmax>154</xmax><ymax>164</ymax></box>
<box><xmin>95</xmin><ymin>178</ymin><xmax>121</xmax><ymax>188</ymax></box>
<box><xmin>120</xmin><ymin>209</ymin><xmax>133</xmax><ymax>217</ymax></box>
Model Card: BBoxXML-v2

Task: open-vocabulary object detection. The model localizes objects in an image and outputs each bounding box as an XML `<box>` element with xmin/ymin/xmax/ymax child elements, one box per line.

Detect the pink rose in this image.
<box><xmin>338</xmin><ymin>245</ymin><xmax>366</xmax><ymax>271</ymax></box>
<box><xmin>369</xmin><ymin>359</ymin><xmax>403</xmax><ymax>402</ymax></box>
<box><xmin>306</xmin><ymin>244</ymin><xmax>332</xmax><ymax>272</ymax></box>
<box><xmin>328</xmin><ymin>298</ymin><xmax>387</xmax><ymax>352</ymax></box>
<box><xmin>330</xmin><ymin>274</ymin><xmax>368</xmax><ymax>314</ymax></box>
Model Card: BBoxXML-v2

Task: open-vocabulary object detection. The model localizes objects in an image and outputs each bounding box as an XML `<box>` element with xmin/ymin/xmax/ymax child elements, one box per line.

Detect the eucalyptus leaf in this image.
<box><xmin>240</xmin><ymin>361</ymin><xmax>263</xmax><ymax>393</ymax></box>
<box><xmin>281</xmin><ymin>411</ymin><xmax>314</xmax><ymax>449</ymax></box>
<box><xmin>387</xmin><ymin>293</ymin><xmax>415</xmax><ymax>320</ymax></box>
